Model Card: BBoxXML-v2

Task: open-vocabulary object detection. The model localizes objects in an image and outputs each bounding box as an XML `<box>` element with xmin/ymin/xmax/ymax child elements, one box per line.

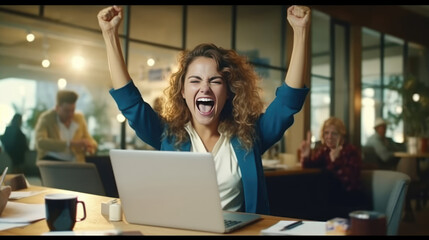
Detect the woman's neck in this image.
<box><xmin>192</xmin><ymin>122</ymin><xmax>220</xmax><ymax>152</ymax></box>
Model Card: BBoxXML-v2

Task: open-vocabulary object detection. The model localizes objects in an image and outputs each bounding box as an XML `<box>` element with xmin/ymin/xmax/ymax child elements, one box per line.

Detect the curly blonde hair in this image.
<box><xmin>319</xmin><ymin>117</ymin><xmax>347</xmax><ymax>145</ymax></box>
<box><xmin>160</xmin><ymin>43</ymin><xmax>264</xmax><ymax>150</ymax></box>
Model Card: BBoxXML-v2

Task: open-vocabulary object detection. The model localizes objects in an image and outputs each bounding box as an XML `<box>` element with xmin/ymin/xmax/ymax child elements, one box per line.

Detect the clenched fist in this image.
<box><xmin>97</xmin><ymin>5</ymin><xmax>123</xmax><ymax>34</ymax></box>
<box><xmin>287</xmin><ymin>5</ymin><xmax>311</xmax><ymax>30</ymax></box>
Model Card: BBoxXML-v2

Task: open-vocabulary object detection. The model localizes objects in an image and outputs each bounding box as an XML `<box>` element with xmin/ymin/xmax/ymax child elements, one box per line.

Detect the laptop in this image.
<box><xmin>109</xmin><ymin>149</ymin><xmax>261</xmax><ymax>233</ymax></box>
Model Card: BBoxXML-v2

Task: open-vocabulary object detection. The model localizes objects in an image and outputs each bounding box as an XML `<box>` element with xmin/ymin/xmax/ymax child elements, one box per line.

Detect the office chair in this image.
<box><xmin>37</xmin><ymin>160</ymin><xmax>106</xmax><ymax>196</ymax></box>
<box><xmin>360</xmin><ymin>170</ymin><xmax>410</xmax><ymax>235</ymax></box>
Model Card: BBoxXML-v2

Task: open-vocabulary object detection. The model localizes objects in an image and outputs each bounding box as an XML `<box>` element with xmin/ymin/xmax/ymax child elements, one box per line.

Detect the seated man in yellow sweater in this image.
<box><xmin>35</xmin><ymin>90</ymin><xmax>97</xmax><ymax>163</ymax></box>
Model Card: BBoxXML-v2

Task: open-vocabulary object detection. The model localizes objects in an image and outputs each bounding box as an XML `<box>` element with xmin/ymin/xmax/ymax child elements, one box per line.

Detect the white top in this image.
<box><xmin>185</xmin><ymin>123</ymin><xmax>243</xmax><ymax>212</ymax></box>
<box><xmin>46</xmin><ymin>116</ymin><xmax>78</xmax><ymax>161</ymax></box>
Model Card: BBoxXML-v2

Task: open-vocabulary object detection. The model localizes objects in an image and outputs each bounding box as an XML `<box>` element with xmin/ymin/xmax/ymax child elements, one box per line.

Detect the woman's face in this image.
<box><xmin>182</xmin><ymin>57</ymin><xmax>228</xmax><ymax>129</ymax></box>
<box><xmin>323</xmin><ymin>124</ymin><xmax>341</xmax><ymax>149</ymax></box>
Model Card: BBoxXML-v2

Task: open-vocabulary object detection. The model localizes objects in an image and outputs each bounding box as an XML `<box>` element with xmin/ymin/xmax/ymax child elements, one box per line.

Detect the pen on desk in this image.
<box><xmin>280</xmin><ymin>220</ymin><xmax>303</xmax><ymax>231</ymax></box>
<box><xmin>0</xmin><ymin>167</ymin><xmax>8</xmax><ymax>186</ymax></box>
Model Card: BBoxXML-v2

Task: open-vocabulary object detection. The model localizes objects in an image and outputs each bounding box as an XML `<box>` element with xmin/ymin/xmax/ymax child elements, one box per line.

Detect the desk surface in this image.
<box><xmin>393</xmin><ymin>151</ymin><xmax>429</xmax><ymax>158</ymax></box>
<box><xmin>1</xmin><ymin>185</ymin><xmax>301</xmax><ymax>236</ymax></box>
<box><xmin>264</xmin><ymin>165</ymin><xmax>321</xmax><ymax>177</ymax></box>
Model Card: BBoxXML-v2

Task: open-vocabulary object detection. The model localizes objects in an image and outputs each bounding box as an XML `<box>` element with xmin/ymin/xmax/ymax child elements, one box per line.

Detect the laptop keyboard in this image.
<box><xmin>224</xmin><ymin>219</ymin><xmax>242</xmax><ymax>228</ymax></box>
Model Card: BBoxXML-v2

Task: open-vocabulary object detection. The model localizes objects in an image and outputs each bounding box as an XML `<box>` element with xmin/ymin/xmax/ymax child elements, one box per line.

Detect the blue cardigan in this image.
<box><xmin>110</xmin><ymin>81</ymin><xmax>309</xmax><ymax>215</ymax></box>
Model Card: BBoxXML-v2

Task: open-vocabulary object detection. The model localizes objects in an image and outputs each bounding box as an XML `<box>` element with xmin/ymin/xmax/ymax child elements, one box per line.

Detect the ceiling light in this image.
<box><xmin>41</xmin><ymin>36</ymin><xmax>50</xmax><ymax>68</ymax></box>
<box><xmin>58</xmin><ymin>78</ymin><xmax>67</xmax><ymax>89</ymax></box>
<box><xmin>147</xmin><ymin>58</ymin><xmax>155</xmax><ymax>67</ymax></box>
<box><xmin>412</xmin><ymin>93</ymin><xmax>420</xmax><ymax>102</ymax></box>
<box><xmin>26</xmin><ymin>33</ymin><xmax>35</xmax><ymax>42</ymax></box>
<box><xmin>395</xmin><ymin>106</ymin><xmax>402</xmax><ymax>114</ymax></box>
<box><xmin>71</xmin><ymin>55</ymin><xmax>85</xmax><ymax>70</ymax></box>
<box><xmin>41</xmin><ymin>59</ymin><xmax>50</xmax><ymax>68</ymax></box>
<box><xmin>116</xmin><ymin>113</ymin><xmax>126</xmax><ymax>123</ymax></box>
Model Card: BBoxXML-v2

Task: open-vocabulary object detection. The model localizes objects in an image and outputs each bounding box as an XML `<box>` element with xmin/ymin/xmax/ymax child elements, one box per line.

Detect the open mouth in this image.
<box><xmin>196</xmin><ymin>97</ymin><xmax>215</xmax><ymax>115</ymax></box>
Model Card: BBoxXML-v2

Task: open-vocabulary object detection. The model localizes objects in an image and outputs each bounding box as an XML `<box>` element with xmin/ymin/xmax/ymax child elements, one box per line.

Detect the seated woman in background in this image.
<box><xmin>299</xmin><ymin>116</ymin><xmax>371</xmax><ymax>220</ymax></box>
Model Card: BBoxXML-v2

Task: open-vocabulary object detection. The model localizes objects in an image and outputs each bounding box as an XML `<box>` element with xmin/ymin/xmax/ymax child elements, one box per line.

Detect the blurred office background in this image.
<box><xmin>1</xmin><ymin>5</ymin><xmax>428</xmax><ymax>158</ymax></box>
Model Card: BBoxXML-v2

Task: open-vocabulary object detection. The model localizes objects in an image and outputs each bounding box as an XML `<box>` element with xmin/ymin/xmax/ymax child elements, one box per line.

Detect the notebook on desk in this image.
<box><xmin>109</xmin><ymin>149</ymin><xmax>261</xmax><ymax>233</ymax></box>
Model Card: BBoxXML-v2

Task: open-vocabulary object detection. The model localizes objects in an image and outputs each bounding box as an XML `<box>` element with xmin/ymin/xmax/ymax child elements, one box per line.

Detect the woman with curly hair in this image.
<box><xmin>97</xmin><ymin>5</ymin><xmax>310</xmax><ymax>215</ymax></box>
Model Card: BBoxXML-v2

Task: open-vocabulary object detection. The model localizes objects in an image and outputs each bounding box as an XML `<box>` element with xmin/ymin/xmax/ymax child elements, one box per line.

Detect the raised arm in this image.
<box><xmin>97</xmin><ymin>5</ymin><xmax>131</xmax><ymax>89</ymax></box>
<box><xmin>285</xmin><ymin>5</ymin><xmax>311</xmax><ymax>88</ymax></box>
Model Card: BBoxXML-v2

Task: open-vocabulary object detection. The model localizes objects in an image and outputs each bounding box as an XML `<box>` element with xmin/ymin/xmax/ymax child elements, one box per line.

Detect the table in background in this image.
<box><xmin>393</xmin><ymin>152</ymin><xmax>429</xmax><ymax>184</ymax></box>
<box><xmin>393</xmin><ymin>151</ymin><xmax>429</xmax><ymax>158</ymax></box>
<box><xmin>264</xmin><ymin>165</ymin><xmax>321</xmax><ymax>177</ymax></box>
<box><xmin>394</xmin><ymin>152</ymin><xmax>429</xmax><ymax>221</ymax></box>
<box><xmin>1</xmin><ymin>185</ymin><xmax>302</xmax><ymax>236</ymax></box>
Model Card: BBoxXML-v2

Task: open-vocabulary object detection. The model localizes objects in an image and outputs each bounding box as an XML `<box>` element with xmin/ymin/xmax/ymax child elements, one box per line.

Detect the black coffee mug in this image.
<box><xmin>45</xmin><ymin>194</ymin><xmax>86</xmax><ymax>231</ymax></box>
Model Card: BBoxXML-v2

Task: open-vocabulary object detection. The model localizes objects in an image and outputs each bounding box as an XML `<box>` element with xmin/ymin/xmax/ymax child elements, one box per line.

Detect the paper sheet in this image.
<box><xmin>260</xmin><ymin>220</ymin><xmax>327</xmax><ymax>235</ymax></box>
<box><xmin>0</xmin><ymin>202</ymin><xmax>45</xmax><ymax>223</ymax></box>
<box><xmin>9</xmin><ymin>190</ymin><xmax>48</xmax><ymax>200</ymax></box>
<box><xmin>0</xmin><ymin>222</ymin><xmax>29</xmax><ymax>231</ymax></box>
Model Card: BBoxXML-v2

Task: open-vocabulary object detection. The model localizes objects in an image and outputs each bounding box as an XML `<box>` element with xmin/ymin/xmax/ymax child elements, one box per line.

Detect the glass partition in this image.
<box><xmin>383</xmin><ymin>34</ymin><xmax>404</xmax><ymax>142</ymax></box>
<box><xmin>0</xmin><ymin>9</ymin><xmax>114</xmax><ymax>150</ymax></box>
<box><xmin>44</xmin><ymin>5</ymin><xmax>109</xmax><ymax>32</ymax></box>
<box><xmin>236</xmin><ymin>5</ymin><xmax>284</xmax><ymax>68</ymax></box>
<box><xmin>361</xmin><ymin>27</ymin><xmax>382</xmax><ymax>144</ymax></box>
<box><xmin>130</xmin><ymin>5</ymin><xmax>182</xmax><ymax>48</ymax></box>
<box><xmin>361</xmin><ymin>27</ymin><xmax>405</xmax><ymax>144</ymax></box>
<box><xmin>310</xmin><ymin>10</ymin><xmax>331</xmax><ymax>142</ymax></box>
<box><xmin>0</xmin><ymin>5</ymin><xmax>40</xmax><ymax>15</ymax></box>
<box><xmin>187</xmin><ymin>5</ymin><xmax>232</xmax><ymax>49</ymax></box>
<box><xmin>310</xmin><ymin>76</ymin><xmax>331</xmax><ymax>142</ymax></box>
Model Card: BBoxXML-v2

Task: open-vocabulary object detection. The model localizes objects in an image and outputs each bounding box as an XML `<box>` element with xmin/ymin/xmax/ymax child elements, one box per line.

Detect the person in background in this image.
<box><xmin>97</xmin><ymin>5</ymin><xmax>310</xmax><ymax>214</ymax></box>
<box><xmin>364</xmin><ymin>118</ymin><xmax>406</xmax><ymax>171</ymax></box>
<box><xmin>299</xmin><ymin>117</ymin><xmax>371</xmax><ymax>220</ymax></box>
<box><xmin>0</xmin><ymin>113</ymin><xmax>29</xmax><ymax>173</ymax></box>
<box><xmin>366</xmin><ymin>118</ymin><xmax>420</xmax><ymax>184</ymax></box>
<box><xmin>34</xmin><ymin>90</ymin><xmax>97</xmax><ymax>163</ymax></box>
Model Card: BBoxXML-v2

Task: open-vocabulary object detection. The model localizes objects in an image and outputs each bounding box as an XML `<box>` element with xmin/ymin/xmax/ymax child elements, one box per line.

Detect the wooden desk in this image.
<box><xmin>393</xmin><ymin>152</ymin><xmax>429</xmax><ymax>159</ymax></box>
<box><xmin>393</xmin><ymin>151</ymin><xmax>429</xmax><ymax>178</ymax></box>
<box><xmin>1</xmin><ymin>185</ymin><xmax>302</xmax><ymax>236</ymax></box>
<box><xmin>264</xmin><ymin>165</ymin><xmax>321</xmax><ymax>177</ymax></box>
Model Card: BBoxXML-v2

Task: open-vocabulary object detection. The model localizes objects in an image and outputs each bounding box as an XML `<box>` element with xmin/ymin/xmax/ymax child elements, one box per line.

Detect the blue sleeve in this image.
<box><xmin>258</xmin><ymin>83</ymin><xmax>309</xmax><ymax>153</ymax></box>
<box><xmin>109</xmin><ymin>81</ymin><xmax>163</xmax><ymax>150</ymax></box>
